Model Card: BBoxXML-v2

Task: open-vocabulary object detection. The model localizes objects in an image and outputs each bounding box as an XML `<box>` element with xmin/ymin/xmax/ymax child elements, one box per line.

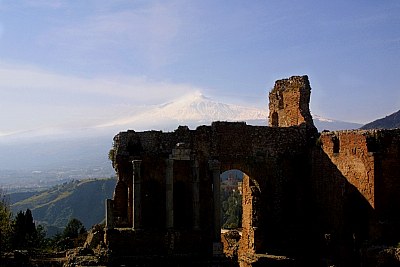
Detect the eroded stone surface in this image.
<box><xmin>102</xmin><ymin>75</ymin><xmax>400</xmax><ymax>266</ymax></box>
<box><xmin>269</xmin><ymin>75</ymin><xmax>313</xmax><ymax>127</ymax></box>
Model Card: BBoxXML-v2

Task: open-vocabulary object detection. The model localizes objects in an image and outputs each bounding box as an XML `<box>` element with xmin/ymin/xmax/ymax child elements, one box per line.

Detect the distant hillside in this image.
<box><xmin>361</xmin><ymin>110</ymin><xmax>400</xmax><ymax>130</ymax></box>
<box><xmin>0</xmin><ymin>93</ymin><xmax>363</xmax><ymax>190</ymax></box>
<box><xmin>10</xmin><ymin>178</ymin><xmax>116</xmax><ymax>236</ymax></box>
<box><xmin>312</xmin><ymin>114</ymin><xmax>362</xmax><ymax>131</ymax></box>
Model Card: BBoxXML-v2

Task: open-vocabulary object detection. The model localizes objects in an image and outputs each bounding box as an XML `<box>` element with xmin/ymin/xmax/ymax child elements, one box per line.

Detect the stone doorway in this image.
<box><xmin>219</xmin><ymin>168</ymin><xmax>262</xmax><ymax>260</ymax></box>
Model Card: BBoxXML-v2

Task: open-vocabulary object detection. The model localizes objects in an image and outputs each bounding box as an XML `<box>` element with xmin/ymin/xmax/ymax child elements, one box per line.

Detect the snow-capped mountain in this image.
<box><xmin>0</xmin><ymin>92</ymin><xmax>362</xmax><ymax>145</ymax></box>
<box><xmin>98</xmin><ymin>92</ymin><xmax>269</xmax><ymax>131</ymax></box>
<box><xmin>97</xmin><ymin>92</ymin><xmax>362</xmax><ymax>132</ymax></box>
<box><xmin>0</xmin><ymin>92</ymin><xmax>362</xmax><ymax>180</ymax></box>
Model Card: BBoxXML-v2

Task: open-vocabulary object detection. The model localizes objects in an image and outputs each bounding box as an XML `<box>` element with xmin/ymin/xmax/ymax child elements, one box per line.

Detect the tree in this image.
<box><xmin>63</xmin><ymin>218</ymin><xmax>86</xmax><ymax>239</ymax></box>
<box><xmin>53</xmin><ymin>218</ymin><xmax>87</xmax><ymax>250</ymax></box>
<box><xmin>221</xmin><ymin>190</ymin><xmax>242</xmax><ymax>229</ymax></box>
<box><xmin>12</xmin><ymin>210</ymin><xmax>28</xmax><ymax>248</ymax></box>
<box><xmin>0</xmin><ymin>189</ymin><xmax>12</xmax><ymax>252</ymax></box>
<box><xmin>11</xmin><ymin>209</ymin><xmax>47</xmax><ymax>250</ymax></box>
<box><xmin>32</xmin><ymin>224</ymin><xmax>47</xmax><ymax>249</ymax></box>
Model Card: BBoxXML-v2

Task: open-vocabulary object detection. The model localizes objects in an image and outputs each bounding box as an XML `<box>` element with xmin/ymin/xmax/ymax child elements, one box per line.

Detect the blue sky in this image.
<box><xmin>0</xmin><ymin>0</ymin><xmax>399</xmax><ymax>136</ymax></box>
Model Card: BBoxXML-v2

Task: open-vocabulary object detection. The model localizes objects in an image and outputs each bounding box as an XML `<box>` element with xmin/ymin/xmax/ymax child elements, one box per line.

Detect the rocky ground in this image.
<box><xmin>3</xmin><ymin>228</ymin><xmax>400</xmax><ymax>266</ymax></box>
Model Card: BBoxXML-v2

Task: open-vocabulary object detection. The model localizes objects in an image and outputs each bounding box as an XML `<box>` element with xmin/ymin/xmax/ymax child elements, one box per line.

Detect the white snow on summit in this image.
<box><xmin>96</xmin><ymin>92</ymin><xmax>363</xmax><ymax>132</ymax></box>
<box><xmin>98</xmin><ymin>92</ymin><xmax>268</xmax><ymax>131</ymax></box>
<box><xmin>312</xmin><ymin>114</ymin><xmax>334</xmax><ymax>123</ymax></box>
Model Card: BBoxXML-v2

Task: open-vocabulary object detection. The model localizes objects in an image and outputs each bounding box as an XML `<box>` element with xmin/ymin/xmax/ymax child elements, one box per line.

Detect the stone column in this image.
<box><xmin>105</xmin><ymin>199</ymin><xmax>114</xmax><ymax>229</ymax></box>
<box><xmin>209</xmin><ymin>159</ymin><xmax>221</xmax><ymax>241</ymax></box>
<box><xmin>192</xmin><ymin>158</ymin><xmax>200</xmax><ymax>230</ymax></box>
<box><xmin>166</xmin><ymin>158</ymin><xmax>174</xmax><ymax>228</ymax></box>
<box><xmin>132</xmin><ymin>160</ymin><xmax>142</xmax><ymax>229</ymax></box>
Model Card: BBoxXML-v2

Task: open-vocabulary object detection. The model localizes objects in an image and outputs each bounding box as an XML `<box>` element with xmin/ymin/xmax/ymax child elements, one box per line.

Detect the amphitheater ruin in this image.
<box><xmin>105</xmin><ymin>75</ymin><xmax>400</xmax><ymax>266</ymax></box>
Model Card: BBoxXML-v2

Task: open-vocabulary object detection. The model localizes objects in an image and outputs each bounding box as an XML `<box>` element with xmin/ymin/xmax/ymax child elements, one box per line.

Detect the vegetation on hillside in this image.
<box><xmin>0</xmin><ymin>189</ymin><xmax>13</xmax><ymax>252</ymax></box>
<box><xmin>52</xmin><ymin>218</ymin><xmax>87</xmax><ymax>250</ymax></box>
<box><xmin>12</xmin><ymin>209</ymin><xmax>46</xmax><ymax>249</ymax></box>
<box><xmin>1</xmin><ymin>190</ymin><xmax>87</xmax><ymax>255</ymax></box>
<box><xmin>10</xmin><ymin>178</ymin><xmax>116</xmax><ymax>235</ymax></box>
<box><xmin>1</xmin><ymin>179</ymin><xmax>106</xmax><ymax>265</ymax></box>
<box><xmin>0</xmin><ymin>198</ymin><xmax>47</xmax><ymax>253</ymax></box>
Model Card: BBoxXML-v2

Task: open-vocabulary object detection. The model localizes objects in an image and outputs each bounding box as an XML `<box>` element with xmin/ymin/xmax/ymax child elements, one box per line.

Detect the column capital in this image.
<box><xmin>132</xmin><ymin>160</ymin><xmax>142</xmax><ymax>181</ymax></box>
<box><xmin>132</xmin><ymin>160</ymin><xmax>142</xmax><ymax>171</ymax></box>
<box><xmin>132</xmin><ymin>159</ymin><xmax>142</xmax><ymax>166</ymax></box>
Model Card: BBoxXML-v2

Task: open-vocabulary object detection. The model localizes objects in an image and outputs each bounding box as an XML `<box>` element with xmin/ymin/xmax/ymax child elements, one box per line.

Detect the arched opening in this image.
<box><xmin>271</xmin><ymin>111</ymin><xmax>279</xmax><ymax>127</ymax></box>
<box><xmin>219</xmin><ymin>168</ymin><xmax>263</xmax><ymax>259</ymax></box>
<box><xmin>220</xmin><ymin>169</ymin><xmax>263</xmax><ymax>259</ymax></box>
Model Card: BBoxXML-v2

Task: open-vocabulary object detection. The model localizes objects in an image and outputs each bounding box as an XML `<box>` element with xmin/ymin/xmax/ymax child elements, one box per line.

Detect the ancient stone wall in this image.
<box><xmin>107</xmin><ymin>120</ymin><xmax>315</xmax><ymax>262</ymax></box>
<box><xmin>268</xmin><ymin>75</ymin><xmax>313</xmax><ymax>128</ymax></box>
<box><xmin>319</xmin><ymin>131</ymin><xmax>376</xmax><ymax>207</ymax></box>
<box><xmin>240</xmin><ymin>173</ymin><xmax>256</xmax><ymax>255</ymax></box>
<box><xmin>318</xmin><ymin>129</ymin><xmax>400</xmax><ymax>228</ymax></box>
<box><xmin>311</xmin><ymin>129</ymin><xmax>400</xmax><ymax>264</ymax></box>
<box><xmin>104</xmin><ymin>75</ymin><xmax>400</xmax><ymax>266</ymax></box>
<box><xmin>372</xmin><ymin>129</ymin><xmax>400</xmax><ymax>224</ymax></box>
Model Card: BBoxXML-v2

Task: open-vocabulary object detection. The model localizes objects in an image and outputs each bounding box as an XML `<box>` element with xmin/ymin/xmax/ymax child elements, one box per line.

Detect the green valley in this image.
<box><xmin>9</xmin><ymin>178</ymin><xmax>116</xmax><ymax>236</ymax></box>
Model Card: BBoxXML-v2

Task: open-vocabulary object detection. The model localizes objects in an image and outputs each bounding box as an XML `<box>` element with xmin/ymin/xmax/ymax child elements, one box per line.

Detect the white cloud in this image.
<box><xmin>0</xmin><ymin>63</ymin><xmax>197</xmax><ymax>103</ymax></box>
<box><xmin>0</xmin><ymin>62</ymin><xmax>201</xmax><ymax>133</ymax></box>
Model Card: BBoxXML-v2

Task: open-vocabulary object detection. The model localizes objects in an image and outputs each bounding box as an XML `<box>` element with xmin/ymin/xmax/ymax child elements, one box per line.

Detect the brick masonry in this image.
<box><xmin>105</xmin><ymin>75</ymin><xmax>400</xmax><ymax>266</ymax></box>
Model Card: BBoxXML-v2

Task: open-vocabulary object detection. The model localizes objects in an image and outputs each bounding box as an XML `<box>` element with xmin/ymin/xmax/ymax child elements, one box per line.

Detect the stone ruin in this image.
<box><xmin>102</xmin><ymin>75</ymin><xmax>400</xmax><ymax>266</ymax></box>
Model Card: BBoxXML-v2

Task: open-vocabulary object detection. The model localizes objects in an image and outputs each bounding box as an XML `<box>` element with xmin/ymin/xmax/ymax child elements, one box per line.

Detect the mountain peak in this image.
<box><xmin>98</xmin><ymin>92</ymin><xmax>268</xmax><ymax>130</ymax></box>
<box><xmin>95</xmin><ymin>93</ymin><xmax>365</xmax><ymax>132</ymax></box>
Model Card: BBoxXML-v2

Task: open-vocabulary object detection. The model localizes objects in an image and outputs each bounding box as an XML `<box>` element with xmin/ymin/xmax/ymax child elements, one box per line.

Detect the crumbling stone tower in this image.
<box><xmin>269</xmin><ymin>75</ymin><xmax>314</xmax><ymax>127</ymax></box>
<box><xmin>103</xmin><ymin>74</ymin><xmax>400</xmax><ymax>266</ymax></box>
<box><xmin>105</xmin><ymin>75</ymin><xmax>318</xmax><ymax>266</ymax></box>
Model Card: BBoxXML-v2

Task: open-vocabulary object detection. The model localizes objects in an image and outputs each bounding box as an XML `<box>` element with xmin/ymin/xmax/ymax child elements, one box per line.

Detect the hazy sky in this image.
<box><xmin>1</xmin><ymin>0</ymin><xmax>399</xmax><ymax>136</ymax></box>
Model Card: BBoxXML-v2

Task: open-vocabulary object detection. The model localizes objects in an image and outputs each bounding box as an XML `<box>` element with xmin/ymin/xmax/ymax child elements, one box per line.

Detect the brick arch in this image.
<box><xmin>219</xmin><ymin>160</ymin><xmax>274</xmax><ymax>255</ymax></box>
<box><xmin>102</xmin><ymin>75</ymin><xmax>400</xmax><ymax>266</ymax></box>
<box><xmin>219</xmin><ymin>162</ymin><xmax>263</xmax><ymax>193</ymax></box>
<box><xmin>219</xmin><ymin>168</ymin><xmax>260</xmax><ymax>252</ymax></box>
<box><xmin>107</xmin><ymin>122</ymin><xmax>313</xmax><ymax>255</ymax></box>
<box><xmin>105</xmin><ymin>75</ymin><xmax>321</xmax><ymax>264</ymax></box>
